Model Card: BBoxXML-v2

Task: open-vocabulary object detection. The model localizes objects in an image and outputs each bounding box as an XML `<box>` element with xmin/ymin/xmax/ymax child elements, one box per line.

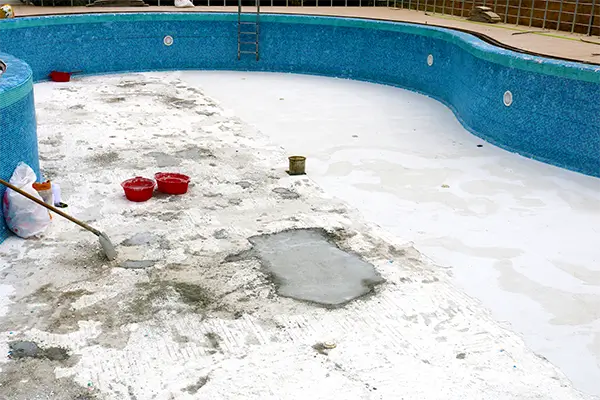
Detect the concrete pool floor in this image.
<box><xmin>186</xmin><ymin>71</ymin><xmax>600</xmax><ymax>395</ymax></box>
<box><xmin>0</xmin><ymin>72</ymin><xmax>596</xmax><ymax>399</ymax></box>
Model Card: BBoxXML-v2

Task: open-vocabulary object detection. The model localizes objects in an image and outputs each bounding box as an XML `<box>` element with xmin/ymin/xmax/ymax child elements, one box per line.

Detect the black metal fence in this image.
<box><xmin>25</xmin><ymin>0</ymin><xmax>599</xmax><ymax>37</ymax></box>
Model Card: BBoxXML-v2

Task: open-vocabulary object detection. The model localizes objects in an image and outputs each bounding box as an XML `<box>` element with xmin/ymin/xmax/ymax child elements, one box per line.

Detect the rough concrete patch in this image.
<box><xmin>0</xmin><ymin>357</ymin><xmax>94</xmax><ymax>400</ymax></box>
<box><xmin>9</xmin><ymin>341</ymin><xmax>70</xmax><ymax>362</ymax></box>
<box><xmin>325</xmin><ymin>227</ymin><xmax>358</xmax><ymax>244</ymax></box>
<box><xmin>324</xmin><ymin>208</ymin><xmax>347</xmax><ymax>214</ymax></box>
<box><xmin>39</xmin><ymin>134</ymin><xmax>64</xmax><ymax>146</ymax></box>
<box><xmin>247</xmin><ymin>228</ymin><xmax>385</xmax><ymax>307</ymax></box>
<box><xmin>175</xmin><ymin>145</ymin><xmax>215</xmax><ymax>160</ymax></box>
<box><xmin>42</xmin><ymin>347</ymin><xmax>70</xmax><ymax>362</ymax></box>
<box><xmin>236</xmin><ymin>181</ymin><xmax>252</xmax><ymax>189</ymax></box>
<box><xmin>223</xmin><ymin>249</ymin><xmax>253</xmax><ymax>264</ymax></box>
<box><xmin>204</xmin><ymin>332</ymin><xmax>221</xmax><ymax>351</ymax></box>
<box><xmin>121</xmin><ymin>233</ymin><xmax>161</xmax><ymax>247</ymax></box>
<box><xmin>272</xmin><ymin>187</ymin><xmax>300</xmax><ymax>200</ymax></box>
<box><xmin>127</xmin><ymin>385</ymin><xmax>137</xmax><ymax>400</ymax></box>
<box><xmin>162</xmin><ymin>96</ymin><xmax>196</xmax><ymax>109</ymax></box>
<box><xmin>213</xmin><ymin>229</ymin><xmax>229</xmax><ymax>240</ymax></box>
<box><xmin>128</xmin><ymin>280</ymin><xmax>221</xmax><ymax>315</ymax></box>
<box><xmin>152</xmin><ymin>191</ymin><xmax>183</xmax><ymax>202</ymax></box>
<box><xmin>195</xmin><ymin>109</ymin><xmax>218</xmax><ymax>117</ymax></box>
<box><xmin>184</xmin><ymin>376</ymin><xmax>209</xmax><ymax>394</ymax></box>
<box><xmin>28</xmin><ymin>283</ymin><xmax>57</xmax><ymax>302</ymax></box>
<box><xmin>61</xmin><ymin>246</ymin><xmax>110</xmax><ymax>270</ymax></box>
<box><xmin>171</xmin><ymin>328</ymin><xmax>191</xmax><ymax>344</ymax></box>
<box><xmin>119</xmin><ymin>260</ymin><xmax>156</xmax><ymax>269</ymax></box>
<box><xmin>7</xmin><ymin>287</ymin><xmax>100</xmax><ymax>335</ymax></box>
<box><xmin>155</xmin><ymin>211</ymin><xmax>181</xmax><ymax>221</ymax></box>
<box><xmin>127</xmin><ymin>282</ymin><xmax>172</xmax><ymax>319</ymax></box>
<box><xmin>73</xmin><ymin>394</ymin><xmax>97</xmax><ymax>400</ymax></box>
<box><xmin>88</xmin><ymin>151</ymin><xmax>120</xmax><ymax>166</ymax></box>
<box><xmin>117</xmin><ymin>81</ymin><xmax>147</xmax><ymax>88</ymax></box>
<box><xmin>15</xmin><ymin>283</ymin><xmax>160</xmax><ymax>347</ymax></box>
<box><xmin>185</xmin><ymin>86</ymin><xmax>206</xmax><ymax>95</ymax></box>
<box><xmin>146</xmin><ymin>151</ymin><xmax>181</xmax><ymax>168</ymax></box>
<box><xmin>388</xmin><ymin>245</ymin><xmax>407</xmax><ymax>257</ymax></box>
<box><xmin>41</xmin><ymin>168</ymin><xmax>59</xmax><ymax>181</ymax></box>
<box><xmin>39</xmin><ymin>154</ymin><xmax>65</xmax><ymax>162</ymax></box>
<box><xmin>173</xmin><ymin>282</ymin><xmax>214</xmax><ymax>311</ymax></box>
<box><xmin>105</xmin><ymin>97</ymin><xmax>126</xmax><ymax>103</ymax></box>
<box><xmin>31</xmin><ymin>286</ymin><xmax>92</xmax><ymax>306</ymax></box>
<box><xmin>47</xmin><ymin>302</ymin><xmax>102</xmax><ymax>335</ymax></box>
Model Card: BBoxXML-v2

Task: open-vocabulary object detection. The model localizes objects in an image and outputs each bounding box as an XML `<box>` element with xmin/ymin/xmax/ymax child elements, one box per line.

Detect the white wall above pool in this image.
<box><xmin>181</xmin><ymin>71</ymin><xmax>600</xmax><ymax>396</ymax></box>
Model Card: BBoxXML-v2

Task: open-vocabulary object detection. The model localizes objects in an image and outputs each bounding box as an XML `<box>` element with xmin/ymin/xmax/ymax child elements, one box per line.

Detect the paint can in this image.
<box><xmin>288</xmin><ymin>156</ymin><xmax>306</xmax><ymax>175</ymax></box>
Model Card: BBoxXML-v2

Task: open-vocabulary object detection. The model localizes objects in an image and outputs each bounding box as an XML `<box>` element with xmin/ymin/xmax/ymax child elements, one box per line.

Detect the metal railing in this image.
<box><xmin>391</xmin><ymin>0</ymin><xmax>599</xmax><ymax>36</ymax></box>
<box><xmin>29</xmin><ymin>0</ymin><xmax>599</xmax><ymax>37</ymax></box>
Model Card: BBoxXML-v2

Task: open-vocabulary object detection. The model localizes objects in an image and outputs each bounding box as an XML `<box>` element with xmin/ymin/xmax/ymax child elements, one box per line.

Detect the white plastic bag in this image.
<box><xmin>174</xmin><ymin>0</ymin><xmax>194</xmax><ymax>7</ymax></box>
<box><xmin>2</xmin><ymin>162</ymin><xmax>51</xmax><ymax>238</ymax></box>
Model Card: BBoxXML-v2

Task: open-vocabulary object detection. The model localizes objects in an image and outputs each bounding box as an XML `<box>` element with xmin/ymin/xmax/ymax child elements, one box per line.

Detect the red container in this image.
<box><xmin>49</xmin><ymin>70</ymin><xmax>82</xmax><ymax>82</ymax></box>
<box><xmin>121</xmin><ymin>177</ymin><xmax>155</xmax><ymax>202</ymax></box>
<box><xmin>155</xmin><ymin>172</ymin><xmax>190</xmax><ymax>195</ymax></box>
<box><xmin>49</xmin><ymin>71</ymin><xmax>72</xmax><ymax>82</ymax></box>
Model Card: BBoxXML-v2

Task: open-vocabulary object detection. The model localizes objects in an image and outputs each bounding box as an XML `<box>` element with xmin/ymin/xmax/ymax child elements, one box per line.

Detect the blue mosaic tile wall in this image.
<box><xmin>0</xmin><ymin>13</ymin><xmax>598</xmax><ymax>243</ymax></box>
<box><xmin>0</xmin><ymin>53</ymin><xmax>39</xmax><ymax>243</ymax></box>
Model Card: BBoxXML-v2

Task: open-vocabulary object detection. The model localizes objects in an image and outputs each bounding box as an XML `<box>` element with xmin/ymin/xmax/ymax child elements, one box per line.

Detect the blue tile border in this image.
<box><xmin>1</xmin><ymin>13</ymin><xmax>599</xmax><ymax>83</ymax></box>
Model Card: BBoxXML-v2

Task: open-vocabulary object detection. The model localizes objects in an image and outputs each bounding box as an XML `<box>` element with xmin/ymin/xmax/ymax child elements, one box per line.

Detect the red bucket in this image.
<box><xmin>49</xmin><ymin>70</ymin><xmax>82</xmax><ymax>82</ymax></box>
<box><xmin>121</xmin><ymin>177</ymin><xmax>155</xmax><ymax>202</ymax></box>
<box><xmin>155</xmin><ymin>172</ymin><xmax>190</xmax><ymax>195</ymax></box>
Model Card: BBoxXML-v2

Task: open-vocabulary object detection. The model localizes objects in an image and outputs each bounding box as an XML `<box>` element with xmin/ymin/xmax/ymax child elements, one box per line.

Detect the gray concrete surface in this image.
<box><xmin>249</xmin><ymin>229</ymin><xmax>385</xmax><ymax>307</ymax></box>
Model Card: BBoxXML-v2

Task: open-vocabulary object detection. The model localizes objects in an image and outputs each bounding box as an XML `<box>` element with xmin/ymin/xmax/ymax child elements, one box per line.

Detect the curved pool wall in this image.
<box><xmin>0</xmin><ymin>13</ymin><xmax>598</xmax><ymax>241</ymax></box>
<box><xmin>0</xmin><ymin>53</ymin><xmax>39</xmax><ymax>242</ymax></box>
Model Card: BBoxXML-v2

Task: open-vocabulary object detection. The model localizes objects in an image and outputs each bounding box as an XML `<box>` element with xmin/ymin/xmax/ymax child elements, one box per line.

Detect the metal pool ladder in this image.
<box><xmin>237</xmin><ymin>0</ymin><xmax>260</xmax><ymax>61</ymax></box>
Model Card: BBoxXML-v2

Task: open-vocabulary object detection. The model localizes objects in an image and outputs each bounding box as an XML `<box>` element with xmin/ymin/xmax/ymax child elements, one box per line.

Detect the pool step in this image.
<box><xmin>237</xmin><ymin>0</ymin><xmax>260</xmax><ymax>61</ymax></box>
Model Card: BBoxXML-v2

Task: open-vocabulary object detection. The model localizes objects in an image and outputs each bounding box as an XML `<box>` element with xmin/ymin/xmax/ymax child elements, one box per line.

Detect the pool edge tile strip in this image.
<box><xmin>0</xmin><ymin>53</ymin><xmax>34</xmax><ymax>109</ymax></box>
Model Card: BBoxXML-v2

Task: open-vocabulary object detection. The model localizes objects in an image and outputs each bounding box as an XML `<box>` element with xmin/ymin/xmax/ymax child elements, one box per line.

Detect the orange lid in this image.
<box><xmin>32</xmin><ymin>181</ymin><xmax>52</xmax><ymax>191</ymax></box>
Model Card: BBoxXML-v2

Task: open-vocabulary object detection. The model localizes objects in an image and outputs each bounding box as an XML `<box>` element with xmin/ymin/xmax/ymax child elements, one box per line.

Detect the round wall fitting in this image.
<box><xmin>427</xmin><ymin>54</ymin><xmax>434</xmax><ymax>66</ymax></box>
<box><xmin>503</xmin><ymin>90</ymin><xmax>513</xmax><ymax>107</ymax></box>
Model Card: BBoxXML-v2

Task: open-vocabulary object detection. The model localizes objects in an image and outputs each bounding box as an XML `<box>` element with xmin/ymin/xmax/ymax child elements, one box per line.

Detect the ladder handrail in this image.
<box><xmin>237</xmin><ymin>0</ymin><xmax>260</xmax><ymax>61</ymax></box>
